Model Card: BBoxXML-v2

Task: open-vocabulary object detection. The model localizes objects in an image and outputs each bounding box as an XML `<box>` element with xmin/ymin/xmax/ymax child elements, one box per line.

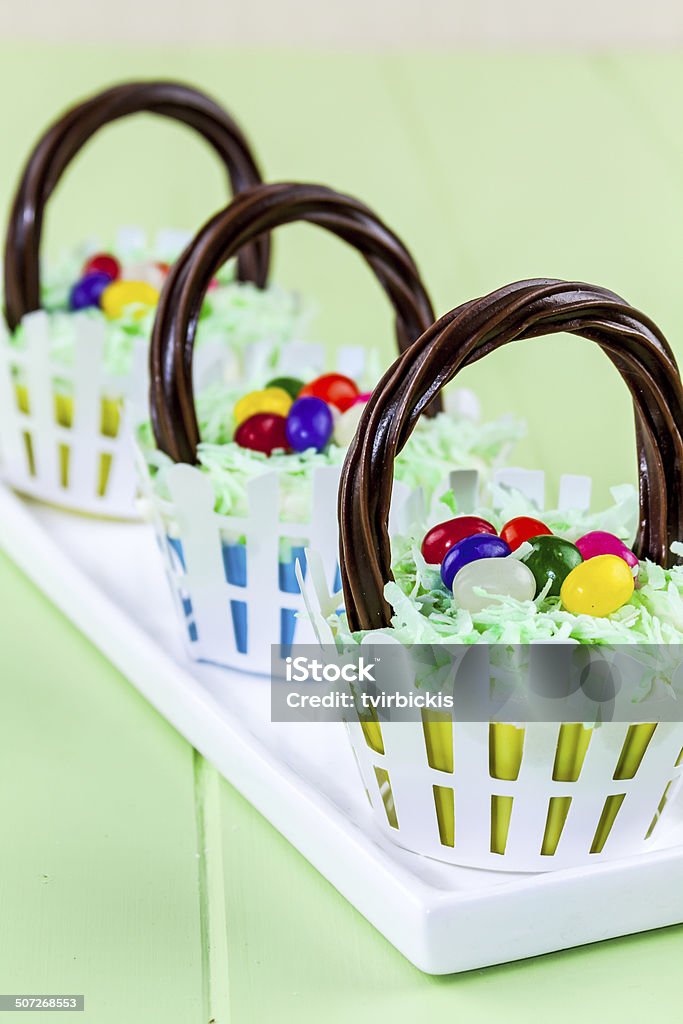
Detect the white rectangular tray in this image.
<box><xmin>2</xmin><ymin>481</ymin><xmax>683</xmax><ymax>975</ymax></box>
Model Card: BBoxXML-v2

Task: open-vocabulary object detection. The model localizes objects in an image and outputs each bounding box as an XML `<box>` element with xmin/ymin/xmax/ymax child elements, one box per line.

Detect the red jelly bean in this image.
<box><xmin>234</xmin><ymin>413</ymin><xmax>290</xmax><ymax>455</ymax></box>
<box><xmin>421</xmin><ymin>516</ymin><xmax>497</xmax><ymax>565</ymax></box>
<box><xmin>299</xmin><ymin>373</ymin><xmax>359</xmax><ymax>412</ymax></box>
<box><xmin>500</xmin><ymin>516</ymin><xmax>552</xmax><ymax>551</ymax></box>
<box><xmin>82</xmin><ymin>252</ymin><xmax>120</xmax><ymax>282</ymax></box>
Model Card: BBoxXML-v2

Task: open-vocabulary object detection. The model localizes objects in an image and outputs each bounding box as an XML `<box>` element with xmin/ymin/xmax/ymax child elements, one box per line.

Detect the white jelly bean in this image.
<box><xmin>122</xmin><ymin>261</ymin><xmax>166</xmax><ymax>291</ymax></box>
<box><xmin>452</xmin><ymin>557</ymin><xmax>536</xmax><ymax>612</ymax></box>
<box><xmin>333</xmin><ymin>402</ymin><xmax>364</xmax><ymax>447</ymax></box>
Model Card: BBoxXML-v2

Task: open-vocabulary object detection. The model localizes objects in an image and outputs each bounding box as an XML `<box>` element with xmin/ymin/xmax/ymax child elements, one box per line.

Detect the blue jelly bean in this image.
<box><xmin>69</xmin><ymin>271</ymin><xmax>112</xmax><ymax>311</ymax></box>
<box><xmin>286</xmin><ymin>396</ymin><xmax>333</xmax><ymax>453</ymax></box>
<box><xmin>440</xmin><ymin>534</ymin><xmax>511</xmax><ymax>590</ymax></box>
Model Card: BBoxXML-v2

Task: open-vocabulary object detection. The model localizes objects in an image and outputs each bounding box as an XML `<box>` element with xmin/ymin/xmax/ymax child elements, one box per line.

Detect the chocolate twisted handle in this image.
<box><xmin>150</xmin><ymin>181</ymin><xmax>438</xmax><ymax>463</ymax></box>
<box><xmin>4</xmin><ymin>80</ymin><xmax>269</xmax><ymax>330</ymax></box>
<box><xmin>339</xmin><ymin>279</ymin><xmax>683</xmax><ymax>631</ymax></box>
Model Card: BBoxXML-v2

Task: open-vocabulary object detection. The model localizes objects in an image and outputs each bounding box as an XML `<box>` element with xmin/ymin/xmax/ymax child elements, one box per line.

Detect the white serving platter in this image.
<box><xmin>2</xmin><ymin>480</ymin><xmax>683</xmax><ymax>975</ymax></box>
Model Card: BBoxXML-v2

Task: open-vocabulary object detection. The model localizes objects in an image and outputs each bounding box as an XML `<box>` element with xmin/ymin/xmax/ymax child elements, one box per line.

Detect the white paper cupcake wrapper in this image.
<box><xmin>137</xmin><ymin>449</ymin><xmax>416</xmax><ymax>676</ymax></box>
<box><xmin>0</xmin><ymin>309</ymin><xmax>147</xmax><ymax>518</ymax></box>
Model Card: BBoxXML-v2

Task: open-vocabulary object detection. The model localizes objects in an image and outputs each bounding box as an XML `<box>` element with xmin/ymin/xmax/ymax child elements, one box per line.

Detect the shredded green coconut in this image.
<box><xmin>138</xmin><ymin>383</ymin><xmax>524</xmax><ymax>523</ymax></box>
<box><xmin>6</xmin><ymin>243</ymin><xmax>309</xmax><ymax>380</ymax></box>
<box><xmin>331</xmin><ymin>486</ymin><xmax>683</xmax><ymax>646</ymax></box>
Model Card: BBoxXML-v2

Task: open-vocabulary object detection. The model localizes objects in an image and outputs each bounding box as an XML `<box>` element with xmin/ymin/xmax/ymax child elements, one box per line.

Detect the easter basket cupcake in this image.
<box><xmin>305</xmin><ymin>279</ymin><xmax>683</xmax><ymax>872</ymax></box>
<box><xmin>140</xmin><ymin>182</ymin><xmax>522</xmax><ymax>675</ymax></box>
<box><xmin>0</xmin><ymin>79</ymin><xmax>294</xmax><ymax>518</ymax></box>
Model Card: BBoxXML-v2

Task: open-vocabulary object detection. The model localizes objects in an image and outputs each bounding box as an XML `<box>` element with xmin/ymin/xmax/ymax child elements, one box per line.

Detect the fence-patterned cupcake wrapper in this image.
<box><xmin>351</xmin><ymin>716</ymin><xmax>683</xmax><ymax>872</ymax></box>
<box><xmin>0</xmin><ymin>310</ymin><xmax>147</xmax><ymax>517</ymax></box>
<box><xmin>138</xmin><ymin>449</ymin><xmax>414</xmax><ymax>676</ymax></box>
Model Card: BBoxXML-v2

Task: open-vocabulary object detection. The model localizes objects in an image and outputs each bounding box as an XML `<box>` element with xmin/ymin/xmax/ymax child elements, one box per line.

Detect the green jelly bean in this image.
<box><xmin>521</xmin><ymin>535</ymin><xmax>583</xmax><ymax>598</ymax></box>
<box><xmin>266</xmin><ymin>376</ymin><xmax>305</xmax><ymax>401</ymax></box>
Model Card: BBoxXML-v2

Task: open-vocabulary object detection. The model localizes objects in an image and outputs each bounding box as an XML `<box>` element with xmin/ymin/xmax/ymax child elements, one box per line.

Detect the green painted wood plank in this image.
<box><xmin>595</xmin><ymin>54</ymin><xmax>683</xmax><ymax>182</ymax></box>
<box><xmin>0</xmin><ymin>552</ymin><xmax>203</xmax><ymax>1023</ymax></box>
<box><xmin>194</xmin><ymin>756</ymin><xmax>231</xmax><ymax>1024</ymax></box>
<box><xmin>379</xmin><ymin>53</ymin><xmax>683</xmax><ymax>506</ymax></box>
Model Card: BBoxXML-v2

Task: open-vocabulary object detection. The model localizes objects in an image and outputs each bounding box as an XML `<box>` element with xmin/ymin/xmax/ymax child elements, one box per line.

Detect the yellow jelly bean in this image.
<box><xmin>233</xmin><ymin>387</ymin><xmax>293</xmax><ymax>425</ymax></box>
<box><xmin>560</xmin><ymin>554</ymin><xmax>634</xmax><ymax>617</ymax></box>
<box><xmin>101</xmin><ymin>280</ymin><xmax>159</xmax><ymax>320</ymax></box>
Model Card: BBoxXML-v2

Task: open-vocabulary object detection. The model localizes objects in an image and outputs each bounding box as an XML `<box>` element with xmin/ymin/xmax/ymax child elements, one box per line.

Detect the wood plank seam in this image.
<box><xmin>194</xmin><ymin>751</ymin><xmax>232</xmax><ymax>1024</ymax></box>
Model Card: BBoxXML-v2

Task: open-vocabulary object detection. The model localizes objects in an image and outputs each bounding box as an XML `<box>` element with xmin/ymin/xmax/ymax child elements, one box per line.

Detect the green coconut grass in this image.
<box><xmin>5</xmin><ymin>242</ymin><xmax>310</xmax><ymax>378</ymax></box>
<box><xmin>333</xmin><ymin>484</ymin><xmax>683</xmax><ymax>648</ymax></box>
<box><xmin>138</xmin><ymin>380</ymin><xmax>525</xmax><ymax>522</ymax></box>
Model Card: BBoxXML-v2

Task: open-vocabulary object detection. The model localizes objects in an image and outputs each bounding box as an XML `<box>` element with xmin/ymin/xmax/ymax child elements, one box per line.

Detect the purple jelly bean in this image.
<box><xmin>286</xmin><ymin>396</ymin><xmax>333</xmax><ymax>453</ymax></box>
<box><xmin>69</xmin><ymin>271</ymin><xmax>112</xmax><ymax>311</ymax></box>
<box><xmin>441</xmin><ymin>534</ymin><xmax>512</xmax><ymax>590</ymax></box>
<box><xmin>575</xmin><ymin>531</ymin><xmax>639</xmax><ymax>570</ymax></box>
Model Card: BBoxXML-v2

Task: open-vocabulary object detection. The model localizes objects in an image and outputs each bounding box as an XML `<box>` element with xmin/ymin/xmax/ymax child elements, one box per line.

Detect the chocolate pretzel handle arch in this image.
<box><xmin>339</xmin><ymin>279</ymin><xmax>683</xmax><ymax>631</ymax></box>
<box><xmin>4</xmin><ymin>80</ymin><xmax>269</xmax><ymax>330</ymax></box>
<box><xmin>150</xmin><ymin>181</ymin><xmax>439</xmax><ymax>464</ymax></box>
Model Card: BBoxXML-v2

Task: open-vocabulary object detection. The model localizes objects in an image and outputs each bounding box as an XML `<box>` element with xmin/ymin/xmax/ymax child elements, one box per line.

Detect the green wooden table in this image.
<box><xmin>1</xmin><ymin>45</ymin><xmax>683</xmax><ymax>1023</ymax></box>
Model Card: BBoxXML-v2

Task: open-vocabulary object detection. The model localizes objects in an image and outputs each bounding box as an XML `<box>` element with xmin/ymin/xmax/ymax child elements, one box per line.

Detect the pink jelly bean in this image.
<box><xmin>575</xmin><ymin>531</ymin><xmax>639</xmax><ymax>571</ymax></box>
<box><xmin>354</xmin><ymin>392</ymin><xmax>372</xmax><ymax>405</ymax></box>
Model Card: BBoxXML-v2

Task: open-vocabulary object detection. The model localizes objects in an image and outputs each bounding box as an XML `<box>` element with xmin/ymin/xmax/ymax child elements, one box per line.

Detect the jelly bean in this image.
<box><xmin>286</xmin><ymin>397</ymin><xmax>333</xmax><ymax>452</ymax></box>
<box><xmin>299</xmin><ymin>373</ymin><xmax>359</xmax><ymax>412</ymax></box>
<box><xmin>266</xmin><ymin>376</ymin><xmax>305</xmax><ymax>401</ymax></box>
<box><xmin>82</xmin><ymin>253</ymin><xmax>120</xmax><ymax>281</ymax></box>
<box><xmin>234</xmin><ymin>413</ymin><xmax>290</xmax><ymax>455</ymax></box>
<box><xmin>446</xmin><ymin>388</ymin><xmax>481</xmax><ymax>421</ymax></box>
<box><xmin>69</xmin><ymin>272</ymin><xmax>111</xmax><ymax>311</ymax></box>
<box><xmin>234</xmin><ymin>387</ymin><xmax>292</xmax><ymax>425</ymax></box>
<box><xmin>452</xmin><ymin>557</ymin><xmax>537</xmax><ymax>612</ymax></box>
<box><xmin>421</xmin><ymin>516</ymin><xmax>498</xmax><ymax>565</ymax></box>
<box><xmin>354</xmin><ymin>391</ymin><xmax>372</xmax><ymax>404</ymax></box>
<box><xmin>521</xmin><ymin>535</ymin><xmax>583</xmax><ymax>598</ymax></box>
<box><xmin>560</xmin><ymin>555</ymin><xmax>635</xmax><ymax>617</ymax></box>
<box><xmin>575</xmin><ymin>531</ymin><xmax>639</xmax><ymax>572</ymax></box>
<box><xmin>441</xmin><ymin>535</ymin><xmax>511</xmax><ymax>590</ymax></box>
<box><xmin>101</xmin><ymin>280</ymin><xmax>160</xmax><ymax>320</ymax></box>
<box><xmin>500</xmin><ymin>515</ymin><xmax>552</xmax><ymax>551</ymax></box>
<box><xmin>333</xmin><ymin>402</ymin><xmax>365</xmax><ymax>447</ymax></box>
<box><xmin>122</xmin><ymin>261</ymin><xmax>166</xmax><ymax>291</ymax></box>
